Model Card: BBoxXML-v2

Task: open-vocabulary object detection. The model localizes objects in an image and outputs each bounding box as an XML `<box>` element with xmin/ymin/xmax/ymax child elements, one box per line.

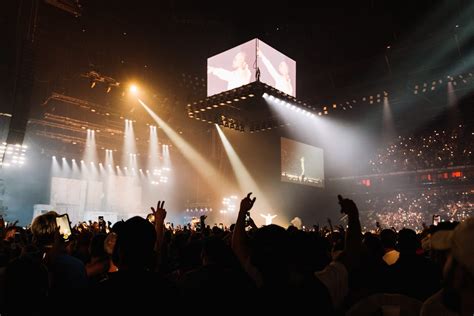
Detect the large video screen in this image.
<box><xmin>207</xmin><ymin>39</ymin><xmax>256</xmax><ymax>97</ymax></box>
<box><xmin>258</xmin><ymin>40</ymin><xmax>296</xmax><ymax>97</ymax></box>
<box><xmin>50</xmin><ymin>177</ymin><xmax>88</xmax><ymax>223</ymax></box>
<box><xmin>281</xmin><ymin>137</ymin><xmax>324</xmax><ymax>187</ymax></box>
<box><xmin>105</xmin><ymin>175</ymin><xmax>142</xmax><ymax>214</ymax></box>
<box><xmin>207</xmin><ymin>39</ymin><xmax>297</xmax><ymax>97</ymax></box>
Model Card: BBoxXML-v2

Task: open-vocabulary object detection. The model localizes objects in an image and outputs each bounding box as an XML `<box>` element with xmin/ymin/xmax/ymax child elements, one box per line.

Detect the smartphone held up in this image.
<box><xmin>55</xmin><ymin>214</ymin><xmax>72</xmax><ymax>241</ymax></box>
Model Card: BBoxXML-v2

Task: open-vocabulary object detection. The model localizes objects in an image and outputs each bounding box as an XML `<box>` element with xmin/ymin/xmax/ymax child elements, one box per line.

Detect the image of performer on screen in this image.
<box><xmin>257</xmin><ymin>48</ymin><xmax>294</xmax><ymax>96</ymax></box>
<box><xmin>208</xmin><ymin>51</ymin><xmax>251</xmax><ymax>90</ymax></box>
<box><xmin>300</xmin><ymin>156</ymin><xmax>305</xmax><ymax>182</ymax></box>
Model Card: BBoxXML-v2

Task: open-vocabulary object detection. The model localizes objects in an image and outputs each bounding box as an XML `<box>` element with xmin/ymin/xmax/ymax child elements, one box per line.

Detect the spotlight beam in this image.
<box><xmin>123</xmin><ymin>120</ymin><xmax>138</xmax><ymax>169</ymax></box>
<box><xmin>383</xmin><ymin>97</ymin><xmax>395</xmax><ymax>141</ymax></box>
<box><xmin>148</xmin><ymin>125</ymin><xmax>160</xmax><ymax>170</ymax></box>
<box><xmin>215</xmin><ymin>124</ymin><xmax>272</xmax><ymax>212</ymax></box>
<box><xmin>138</xmin><ymin>98</ymin><xmax>234</xmax><ymax>194</ymax></box>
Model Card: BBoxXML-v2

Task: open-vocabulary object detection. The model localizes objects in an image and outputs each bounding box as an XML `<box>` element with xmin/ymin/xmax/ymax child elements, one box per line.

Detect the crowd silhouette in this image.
<box><xmin>0</xmin><ymin>192</ymin><xmax>473</xmax><ymax>315</ymax></box>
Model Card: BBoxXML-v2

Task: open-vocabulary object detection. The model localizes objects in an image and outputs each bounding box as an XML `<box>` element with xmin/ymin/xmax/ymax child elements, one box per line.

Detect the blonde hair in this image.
<box><xmin>31</xmin><ymin>211</ymin><xmax>59</xmax><ymax>246</ymax></box>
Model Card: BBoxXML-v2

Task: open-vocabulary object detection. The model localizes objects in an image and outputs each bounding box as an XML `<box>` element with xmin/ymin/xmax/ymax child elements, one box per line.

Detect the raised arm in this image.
<box><xmin>314</xmin><ymin>196</ymin><xmax>362</xmax><ymax>309</ymax></box>
<box><xmin>151</xmin><ymin>200</ymin><xmax>167</xmax><ymax>253</ymax></box>
<box><xmin>208</xmin><ymin>66</ymin><xmax>233</xmax><ymax>82</ymax></box>
<box><xmin>232</xmin><ymin>193</ymin><xmax>256</xmax><ymax>266</ymax></box>
<box><xmin>257</xmin><ymin>49</ymin><xmax>280</xmax><ymax>82</ymax></box>
<box><xmin>338</xmin><ymin>195</ymin><xmax>362</xmax><ymax>270</ymax></box>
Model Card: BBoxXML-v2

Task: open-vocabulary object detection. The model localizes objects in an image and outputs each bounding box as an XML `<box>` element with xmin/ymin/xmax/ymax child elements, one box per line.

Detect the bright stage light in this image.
<box><xmin>50</xmin><ymin>153</ymin><xmax>61</xmax><ymax>176</ymax></box>
<box><xmin>2</xmin><ymin>144</ymin><xmax>28</xmax><ymax>168</ymax></box>
<box><xmin>124</xmin><ymin>119</ymin><xmax>137</xmax><ymax>170</ymax></box>
<box><xmin>219</xmin><ymin>195</ymin><xmax>239</xmax><ymax>214</ymax></box>
<box><xmin>105</xmin><ymin>148</ymin><xmax>114</xmax><ymax>170</ymax></box>
<box><xmin>129</xmin><ymin>84</ymin><xmax>138</xmax><ymax>94</ymax></box>
<box><xmin>84</xmin><ymin>128</ymin><xmax>98</xmax><ymax>167</ymax></box>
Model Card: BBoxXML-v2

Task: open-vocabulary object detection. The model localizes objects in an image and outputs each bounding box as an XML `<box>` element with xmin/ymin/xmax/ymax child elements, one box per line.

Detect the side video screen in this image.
<box><xmin>281</xmin><ymin>137</ymin><xmax>324</xmax><ymax>188</ymax></box>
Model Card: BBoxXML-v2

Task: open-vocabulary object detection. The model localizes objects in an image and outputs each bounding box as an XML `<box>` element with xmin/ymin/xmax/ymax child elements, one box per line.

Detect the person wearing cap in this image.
<box><xmin>421</xmin><ymin>218</ymin><xmax>474</xmax><ymax>316</ymax></box>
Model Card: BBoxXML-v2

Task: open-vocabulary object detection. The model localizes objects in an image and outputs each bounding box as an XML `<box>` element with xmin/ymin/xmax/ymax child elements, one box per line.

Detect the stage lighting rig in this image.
<box><xmin>81</xmin><ymin>70</ymin><xmax>120</xmax><ymax>93</ymax></box>
<box><xmin>0</xmin><ymin>143</ymin><xmax>28</xmax><ymax>168</ymax></box>
<box><xmin>186</xmin><ymin>81</ymin><xmax>316</xmax><ymax>132</ymax></box>
<box><xmin>44</xmin><ymin>0</ymin><xmax>82</xmax><ymax>17</ymax></box>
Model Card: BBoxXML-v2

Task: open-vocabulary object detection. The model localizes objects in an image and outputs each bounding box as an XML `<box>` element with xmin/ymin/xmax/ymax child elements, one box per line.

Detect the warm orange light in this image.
<box><xmin>129</xmin><ymin>84</ymin><xmax>138</xmax><ymax>94</ymax></box>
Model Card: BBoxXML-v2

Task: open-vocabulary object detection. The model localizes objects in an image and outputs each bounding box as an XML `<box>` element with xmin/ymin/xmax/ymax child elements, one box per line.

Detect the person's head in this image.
<box><xmin>89</xmin><ymin>233</ymin><xmax>107</xmax><ymax>259</ymax></box>
<box><xmin>250</xmin><ymin>225</ymin><xmax>290</xmax><ymax>284</ymax></box>
<box><xmin>380</xmin><ymin>229</ymin><xmax>397</xmax><ymax>250</ymax></box>
<box><xmin>290</xmin><ymin>217</ymin><xmax>302</xmax><ymax>230</ymax></box>
<box><xmin>31</xmin><ymin>211</ymin><xmax>59</xmax><ymax>248</ymax></box>
<box><xmin>104</xmin><ymin>232</ymin><xmax>117</xmax><ymax>256</ymax></box>
<box><xmin>201</xmin><ymin>236</ymin><xmax>235</xmax><ymax>267</ymax></box>
<box><xmin>397</xmin><ymin>228</ymin><xmax>419</xmax><ymax>254</ymax></box>
<box><xmin>232</xmin><ymin>52</ymin><xmax>247</xmax><ymax>69</ymax></box>
<box><xmin>289</xmin><ymin>230</ymin><xmax>330</xmax><ymax>275</ymax></box>
<box><xmin>287</xmin><ymin>225</ymin><xmax>298</xmax><ymax>234</ymax></box>
<box><xmin>113</xmin><ymin>216</ymin><xmax>156</xmax><ymax>270</ymax></box>
<box><xmin>363</xmin><ymin>232</ymin><xmax>385</xmax><ymax>259</ymax></box>
<box><xmin>211</xmin><ymin>226</ymin><xmax>223</xmax><ymax>236</ymax></box>
<box><xmin>278</xmin><ymin>61</ymin><xmax>289</xmax><ymax>76</ymax></box>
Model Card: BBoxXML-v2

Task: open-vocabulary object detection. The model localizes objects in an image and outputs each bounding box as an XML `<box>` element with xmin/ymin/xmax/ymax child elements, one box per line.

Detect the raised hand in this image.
<box><xmin>246</xmin><ymin>214</ymin><xmax>257</xmax><ymax>229</ymax></box>
<box><xmin>151</xmin><ymin>200</ymin><xmax>167</xmax><ymax>223</ymax></box>
<box><xmin>336</xmin><ymin>224</ymin><xmax>345</xmax><ymax>233</ymax></box>
<box><xmin>336</xmin><ymin>194</ymin><xmax>362</xmax><ymax>271</ymax></box>
<box><xmin>152</xmin><ymin>201</ymin><xmax>167</xmax><ymax>255</ymax></box>
<box><xmin>327</xmin><ymin>217</ymin><xmax>334</xmax><ymax>232</ymax></box>
<box><xmin>7</xmin><ymin>220</ymin><xmax>18</xmax><ymax>228</ymax></box>
<box><xmin>240</xmin><ymin>193</ymin><xmax>256</xmax><ymax>213</ymax></box>
<box><xmin>337</xmin><ymin>194</ymin><xmax>359</xmax><ymax>217</ymax></box>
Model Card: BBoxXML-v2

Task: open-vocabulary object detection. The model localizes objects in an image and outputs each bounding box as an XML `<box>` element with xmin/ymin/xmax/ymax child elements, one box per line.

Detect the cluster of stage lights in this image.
<box><xmin>185</xmin><ymin>207</ymin><xmax>213</xmax><ymax>213</ymax></box>
<box><xmin>188</xmin><ymin>90</ymin><xmax>390</xmax><ymax>133</ymax></box>
<box><xmin>51</xmin><ymin>156</ymin><xmax>171</xmax><ymax>183</ymax></box>
<box><xmin>257</xmin><ymin>91</ymin><xmax>389</xmax><ymax>132</ymax></box>
<box><xmin>264</xmin><ymin>93</ymin><xmax>319</xmax><ymax>117</ymax></box>
<box><xmin>71</xmin><ymin>83</ymin><xmax>140</xmax><ymax>121</ymax></box>
<box><xmin>0</xmin><ymin>143</ymin><xmax>28</xmax><ymax>167</ymax></box>
<box><xmin>413</xmin><ymin>72</ymin><xmax>473</xmax><ymax>94</ymax></box>
<box><xmin>219</xmin><ymin>195</ymin><xmax>238</xmax><ymax>214</ymax></box>
<box><xmin>150</xmin><ymin>167</ymin><xmax>171</xmax><ymax>185</ymax></box>
<box><xmin>186</xmin><ymin>94</ymin><xmax>255</xmax><ymax>122</ymax></box>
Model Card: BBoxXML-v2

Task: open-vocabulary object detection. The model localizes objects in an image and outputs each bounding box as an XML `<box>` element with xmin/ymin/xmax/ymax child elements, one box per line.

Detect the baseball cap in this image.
<box><xmin>431</xmin><ymin>218</ymin><xmax>474</xmax><ymax>276</ymax></box>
